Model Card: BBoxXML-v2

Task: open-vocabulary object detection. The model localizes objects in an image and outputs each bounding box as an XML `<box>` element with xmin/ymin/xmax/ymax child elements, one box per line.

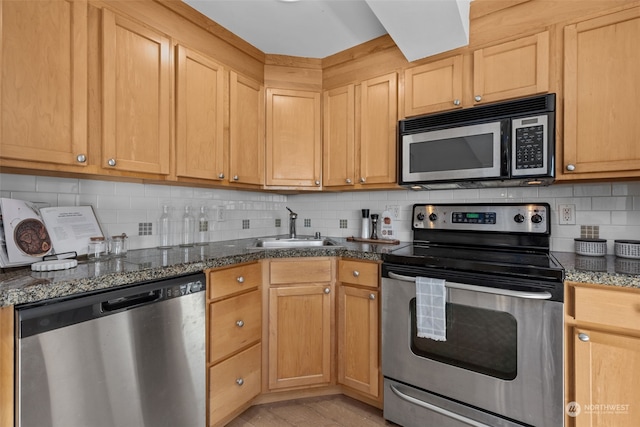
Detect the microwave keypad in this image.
<box><xmin>514</xmin><ymin>125</ymin><xmax>544</xmax><ymax>169</ymax></box>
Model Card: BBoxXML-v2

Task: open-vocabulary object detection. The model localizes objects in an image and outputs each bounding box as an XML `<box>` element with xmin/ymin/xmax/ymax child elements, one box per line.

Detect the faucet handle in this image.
<box><xmin>286</xmin><ymin>207</ymin><xmax>297</xmax><ymax>218</ymax></box>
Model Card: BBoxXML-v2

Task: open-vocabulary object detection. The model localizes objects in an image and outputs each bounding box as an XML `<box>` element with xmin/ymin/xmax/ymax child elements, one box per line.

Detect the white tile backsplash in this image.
<box><xmin>1</xmin><ymin>173</ymin><xmax>639</xmax><ymax>254</ymax></box>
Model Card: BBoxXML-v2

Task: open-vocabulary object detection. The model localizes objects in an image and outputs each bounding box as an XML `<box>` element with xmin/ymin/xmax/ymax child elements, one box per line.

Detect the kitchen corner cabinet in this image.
<box><xmin>265</xmin><ymin>88</ymin><xmax>322</xmax><ymax>189</ymax></box>
<box><xmin>267</xmin><ymin>258</ymin><xmax>334</xmax><ymax>390</ymax></box>
<box><xmin>0</xmin><ymin>0</ymin><xmax>88</xmax><ymax>168</ymax></box>
<box><xmin>337</xmin><ymin>259</ymin><xmax>380</xmax><ymax>399</ymax></box>
<box><xmin>175</xmin><ymin>45</ymin><xmax>226</xmax><ymax>182</ymax></box>
<box><xmin>565</xmin><ymin>282</ymin><xmax>640</xmax><ymax>427</ymax></box>
<box><xmin>403</xmin><ymin>31</ymin><xmax>549</xmax><ymax>117</ymax></box>
<box><xmin>229</xmin><ymin>71</ymin><xmax>265</xmax><ymax>186</ymax></box>
<box><xmin>207</xmin><ymin>263</ymin><xmax>262</xmax><ymax>427</ymax></box>
<box><xmin>102</xmin><ymin>9</ymin><xmax>171</xmax><ymax>176</ymax></box>
<box><xmin>561</xmin><ymin>6</ymin><xmax>640</xmax><ymax>180</ymax></box>
<box><xmin>323</xmin><ymin>72</ymin><xmax>397</xmax><ymax>189</ymax></box>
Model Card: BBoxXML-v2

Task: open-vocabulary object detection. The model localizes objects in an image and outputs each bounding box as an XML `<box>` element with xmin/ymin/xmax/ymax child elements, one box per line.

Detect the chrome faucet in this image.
<box><xmin>286</xmin><ymin>207</ymin><xmax>297</xmax><ymax>239</ymax></box>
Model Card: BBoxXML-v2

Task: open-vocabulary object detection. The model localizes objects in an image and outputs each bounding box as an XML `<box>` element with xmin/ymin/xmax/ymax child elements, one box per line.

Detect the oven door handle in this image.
<box><xmin>389</xmin><ymin>384</ymin><xmax>493</xmax><ymax>427</ymax></box>
<box><xmin>387</xmin><ymin>272</ymin><xmax>553</xmax><ymax>300</ymax></box>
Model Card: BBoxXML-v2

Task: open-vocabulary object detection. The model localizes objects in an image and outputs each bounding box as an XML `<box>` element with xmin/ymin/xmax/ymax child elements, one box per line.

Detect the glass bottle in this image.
<box><xmin>158</xmin><ymin>205</ymin><xmax>172</xmax><ymax>248</ymax></box>
<box><xmin>181</xmin><ymin>205</ymin><xmax>195</xmax><ymax>247</ymax></box>
<box><xmin>196</xmin><ymin>206</ymin><xmax>209</xmax><ymax>245</ymax></box>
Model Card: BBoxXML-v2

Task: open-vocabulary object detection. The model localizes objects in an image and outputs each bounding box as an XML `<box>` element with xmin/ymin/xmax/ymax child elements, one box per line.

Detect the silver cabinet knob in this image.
<box><xmin>352</xmin><ymin>270</ymin><xmax>360</xmax><ymax>277</ymax></box>
<box><xmin>566</xmin><ymin>164</ymin><xmax>576</xmax><ymax>171</ymax></box>
<box><xmin>360</xmin><ymin>177</ymin><xmax>366</xmax><ymax>183</ymax></box>
<box><xmin>578</xmin><ymin>333</ymin><xmax>590</xmax><ymax>342</ymax></box>
<box><xmin>233</xmin><ymin>175</ymin><xmax>239</xmax><ymax>181</ymax></box>
<box><xmin>324</xmin><ymin>287</ymin><xmax>330</xmax><ymax>294</ymax></box>
<box><xmin>107</xmin><ymin>158</ymin><xmax>116</xmax><ymax>167</ymax></box>
<box><xmin>236</xmin><ymin>276</ymin><xmax>244</xmax><ymax>283</ymax></box>
<box><xmin>236</xmin><ymin>320</ymin><xmax>244</xmax><ymax>328</ymax></box>
<box><xmin>77</xmin><ymin>154</ymin><xmax>87</xmax><ymax>163</ymax></box>
<box><xmin>369</xmin><ymin>293</ymin><xmax>376</xmax><ymax>300</ymax></box>
<box><xmin>474</xmin><ymin>95</ymin><xmax>482</xmax><ymax>102</ymax></box>
<box><xmin>453</xmin><ymin>99</ymin><xmax>461</xmax><ymax>106</ymax></box>
<box><xmin>218</xmin><ymin>173</ymin><xmax>224</xmax><ymax>179</ymax></box>
<box><xmin>315</xmin><ymin>180</ymin><xmax>321</xmax><ymax>186</ymax></box>
<box><xmin>346</xmin><ymin>178</ymin><xmax>352</xmax><ymax>184</ymax></box>
<box><xmin>236</xmin><ymin>378</ymin><xmax>244</xmax><ymax>386</ymax></box>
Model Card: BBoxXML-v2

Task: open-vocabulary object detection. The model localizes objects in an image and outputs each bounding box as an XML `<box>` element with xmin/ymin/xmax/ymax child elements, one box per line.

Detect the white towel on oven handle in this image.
<box><xmin>416</xmin><ymin>276</ymin><xmax>446</xmax><ymax>341</ymax></box>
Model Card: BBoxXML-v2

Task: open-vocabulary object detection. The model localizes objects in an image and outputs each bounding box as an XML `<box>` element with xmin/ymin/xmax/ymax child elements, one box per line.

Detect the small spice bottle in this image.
<box><xmin>88</xmin><ymin>236</ymin><xmax>108</xmax><ymax>259</ymax></box>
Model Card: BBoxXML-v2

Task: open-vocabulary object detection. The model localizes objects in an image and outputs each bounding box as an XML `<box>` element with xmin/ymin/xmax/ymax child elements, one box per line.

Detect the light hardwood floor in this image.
<box><xmin>227</xmin><ymin>395</ymin><xmax>396</xmax><ymax>427</ymax></box>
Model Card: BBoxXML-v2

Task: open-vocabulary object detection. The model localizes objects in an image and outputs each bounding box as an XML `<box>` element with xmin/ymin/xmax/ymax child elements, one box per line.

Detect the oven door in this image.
<box><xmin>400</xmin><ymin>120</ymin><xmax>506</xmax><ymax>184</ymax></box>
<box><xmin>382</xmin><ymin>270</ymin><xmax>563</xmax><ymax>427</ymax></box>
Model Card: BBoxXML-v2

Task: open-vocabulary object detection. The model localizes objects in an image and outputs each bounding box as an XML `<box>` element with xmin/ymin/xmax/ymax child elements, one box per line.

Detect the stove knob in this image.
<box><xmin>514</xmin><ymin>214</ymin><xmax>525</xmax><ymax>223</ymax></box>
<box><xmin>531</xmin><ymin>214</ymin><xmax>543</xmax><ymax>224</ymax></box>
<box><xmin>428</xmin><ymin>213</ymin><xmax>438</xmax><ymax>222</ymax></box>
<box><xmin>416</xmin><ymin>212</ymin><xmax>425</xmax><ymax>221</ymax></box>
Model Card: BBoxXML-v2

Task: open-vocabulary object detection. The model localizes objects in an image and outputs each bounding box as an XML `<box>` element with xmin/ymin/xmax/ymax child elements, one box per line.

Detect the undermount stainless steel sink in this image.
<box><xmin>249</xmin><ymin>237</ymin><xmax>341</xmax><ymax>249</ymax></box>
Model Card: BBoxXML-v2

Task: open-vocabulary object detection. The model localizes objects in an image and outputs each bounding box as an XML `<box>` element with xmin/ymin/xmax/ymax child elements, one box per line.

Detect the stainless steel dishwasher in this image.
<box><xmin>16</xmin><ymin>272</ymin><xmax>206</xmax><ymax>427</ymax></box>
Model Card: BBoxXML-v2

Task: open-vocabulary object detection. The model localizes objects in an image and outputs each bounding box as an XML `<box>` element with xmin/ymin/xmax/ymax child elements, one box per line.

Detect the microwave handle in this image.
<box><xmin>387</xmin><ymin>272</ymin><xmax>552</xmax><ymax>300</ymax></box>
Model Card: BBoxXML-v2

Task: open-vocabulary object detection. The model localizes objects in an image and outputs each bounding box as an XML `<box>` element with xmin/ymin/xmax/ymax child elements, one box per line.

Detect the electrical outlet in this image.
<box><xmin>385</xmin><ymin>205</ymin><xmax>400</xmax><ymax>219</ymax></box>
<box><xmin>558</xmin><ymin>204</ymin><xmax>575</xmax><ymax>225</ymax></box>
<box><xmin>216</xmin><ymin>208</ymin><xmax>225</xmax><ymax>222</ymax></box>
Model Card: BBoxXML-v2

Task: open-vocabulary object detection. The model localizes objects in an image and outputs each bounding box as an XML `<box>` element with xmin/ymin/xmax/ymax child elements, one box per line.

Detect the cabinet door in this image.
<box><xmin>572</xmin><ymin>328</ymin><xmax>640</xmax><ymax>426</ymax></box>
<box><xmin>102</xmin><ymin>9</ymin><xmax>170</xmax><ymax>175</ymax></box>
<box><xmin>0</xmin><ymin>0</ymin><xmax>88</xmax><ymax>167</ymax></box>
<box><xmin>404</xmin><ymin>55</ymin><xmax>463</xmax><ymax>117</ymax></box>
<box><xmin>563</xmin><ymin>8</ymin><xmax>640</xmax><ymax>178</ymax></box>
<box><xmin>473</xmin><ymin>31</ymin><xmax>549</xmax><ymax>105</ymax></box>
<box><xmin>268</xmin><ymin>284</ymin><xmax>332</xmax><ymax>389</ymax></box>
<box><xmin>338</xmin><ymin>286</ymin><xmax>379</xmax><ymax>397</ymax></box>
<box><xmin>176</xmin><ymin>45</ymin><xmax>225</xmax><ymax>181</ymax></box>
<box><xmin>359</xmin><ymin>73</ymin><xmax>397</xmax><ymax>185</ymax></box>
<box><xmin>266</xmin><ymin>88</ymin><xmax>321</xmax><ymax>188</ymax></box>
<box><xmin>323</xmin><ymin>85</ymin><xmax>355</xmax><ymax>187</ymax></box>
<box><xmin>229</xmin><ymin>71</ymin><xmax>264</xmax><ymax>186</ymax></box>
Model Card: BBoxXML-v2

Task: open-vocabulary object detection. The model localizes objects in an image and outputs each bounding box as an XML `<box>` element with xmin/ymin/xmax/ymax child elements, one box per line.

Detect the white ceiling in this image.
<box><xmin>183</xmin><ymin>0</ymin><xmax>471</xmax><ymax>62</ymax></box>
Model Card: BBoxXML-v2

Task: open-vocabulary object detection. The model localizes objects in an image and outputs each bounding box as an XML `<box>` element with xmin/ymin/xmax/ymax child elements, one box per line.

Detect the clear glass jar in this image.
<box><xmin>181</xmin><ymin>205</ymin><xmax>195</xmax><ymax>247</ymax></box>
<box><xmin>88</xmin><ymin>236</ymin><xmax>108</xmax><ymax>259</ymax></box>
<box><xmin>110</xmin><ymin>233</ymin><xmax>128</xmax><ymax>256</ymax></box>
<box><xmin>158</xmin><ymin>205</ymin><xmax>172</xmax><ymax>248</ymax></box>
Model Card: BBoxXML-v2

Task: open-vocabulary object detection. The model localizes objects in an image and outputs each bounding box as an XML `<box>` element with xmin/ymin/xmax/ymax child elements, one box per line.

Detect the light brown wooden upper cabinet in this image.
<box><xmin>229</xmin><ymin>71</ymin><xmax>265</xmax><ymax>186</ymax></box>
<box><xmin>323</xmin><ymin>72</ymin><xmax>398</xmax><ymax>189</ymax></box>
<box><xmin>403</xmin><ymin>55</ymin><xmax>463</xmax><ymax>117</ymax></box>
<box><xmin>102</xmin><ymin>9</ymin><xmax>171</xmax><ymax>176</ymax></box>
<box><xmin>175</xmin><ymin>45</ymin><xmax>225</xmax><ymax>182</ymax></box>
<box><xmin>0</xmin><ymin>0</ymin><xmax>88</xmax><ymax>168</ymax></box>
<box><xmin>561</xmin><ymin>6</ymin><xmax>640</xmax><ymax>180</ymax></box>
<box><xmin>403</xmin><ymin>31</ymin><xmax>549</xmax><ymax>117</ymax></box>
<box><xmin>265</xmin><ymin>88</ymin><xmax>322</xmax><ymax>189</ymax></box>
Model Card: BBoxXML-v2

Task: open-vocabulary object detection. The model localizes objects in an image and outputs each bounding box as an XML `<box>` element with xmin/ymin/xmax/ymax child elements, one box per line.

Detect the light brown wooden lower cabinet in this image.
<box><xmin>565</xmin><ymin>282</ymin><xmax>640</xmax><ymax>427</ymax></box>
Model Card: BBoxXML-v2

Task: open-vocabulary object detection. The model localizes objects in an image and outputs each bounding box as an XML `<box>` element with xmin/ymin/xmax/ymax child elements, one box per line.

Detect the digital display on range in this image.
<box><xmin>452</xmin><ymin>211</ymin><xmax>496</xmax><ymax>224</ymax></box>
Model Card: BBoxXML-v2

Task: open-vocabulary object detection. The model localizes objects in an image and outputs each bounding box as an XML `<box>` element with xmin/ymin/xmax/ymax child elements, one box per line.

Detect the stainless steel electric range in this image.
<box><xmin>381</xmin><ymin>202</ymin><xmax>564</xmax><ymax>427</ymax></box>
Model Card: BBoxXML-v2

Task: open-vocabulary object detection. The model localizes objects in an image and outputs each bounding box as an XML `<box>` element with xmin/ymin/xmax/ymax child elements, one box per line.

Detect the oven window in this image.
<box><xmin>410</xmin><ymin>299</ymin><xmax>517</xmax><ymax>380</ymax></box>
<box><xmin>409</xmin><ymin>134</ymin><xmax>494</xmax><ymax>173</ymax></box>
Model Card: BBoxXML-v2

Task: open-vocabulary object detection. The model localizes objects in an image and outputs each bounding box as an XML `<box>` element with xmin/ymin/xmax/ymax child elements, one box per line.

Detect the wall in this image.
<box><xmin>1</xmin><ymin>173</ymin><xmax>639</xmax><ymax>254</ymax></box>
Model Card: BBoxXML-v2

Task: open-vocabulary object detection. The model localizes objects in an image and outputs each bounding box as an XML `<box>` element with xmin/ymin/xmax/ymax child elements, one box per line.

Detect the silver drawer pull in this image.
<box><xmin>236</xmin><ymin>276</ymin><xmax>244</xmax><ymax>283</ymax></box>
<box><xmin>236</xmin><ymin>378</ymin><xmax>244</xmax><ymax>386</ymax></box>
<box><xmin>578</xmin><ymin>333</ymin><xmax>590</xmax><ymax>342</ymax></box>
<box><xmin>353</xmin><ymin>270</ymin><xmax>360</xmax><ymax>277</ymax></box>
<box><xmin>236</xmin><ymin>320</ymin><xmax>244</xmax><ymax>328</ymax></box>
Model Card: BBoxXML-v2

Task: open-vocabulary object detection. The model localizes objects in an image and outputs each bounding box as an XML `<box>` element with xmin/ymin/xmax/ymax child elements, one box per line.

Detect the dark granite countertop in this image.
<box><xmin>0</xmin><ymin>236</ymin><xmax>406</xmax><ymax>307</ymax></box>
<box><xmin>553</xmin><ymin>251</ymin><xmax>640</xmax><ymax>289</ymax></box>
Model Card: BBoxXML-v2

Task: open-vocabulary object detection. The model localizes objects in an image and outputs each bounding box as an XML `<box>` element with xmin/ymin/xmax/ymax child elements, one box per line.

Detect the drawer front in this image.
<box><xmin>338</xmin><ymin>259</ymin><xmax>379</xmax><ymax>288</ymax></box>
<box><xmin>209</xmin><ymin>343</ymin><xmax>261</xmax><ymax>426</ymax></box>
<box><xmin>209</xmin><ymin>262</ymin><xmax>261</xmax><ymax>300</ymax></box>
<box><xmin>574</xmin><ymin>285</ymin><xmax>640</xmax><ymax>332</ymax></box>
<box><xmin>269</xmin><ymin>258</ymin><xmax>332</xmax><ymax>284</ymax></box>
<box><xmin>210</xmin><ymin>290</ymin><xmax>261</xmax><ymax>363</ymax></box>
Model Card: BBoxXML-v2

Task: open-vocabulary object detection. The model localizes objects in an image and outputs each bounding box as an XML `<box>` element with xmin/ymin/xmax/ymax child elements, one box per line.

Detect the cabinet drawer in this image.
<box><xmin>209</xmin><ymin>290</ymin><xmax>261</xmax><ymax>364</ymax></box>
<box><xmin>209</xmin><ymin>343</ymin><xmax>261</xmax><ymax>426</ymax></box>
<box><xmin>269</xmin><ymin>258</ymin><xmax>332</xmax><ymax>284</ymax></box>
<box><xmin>338</xmin><ymin>260</ymin><xmax>379</xmax><ymax>288</ymax></box>
<box><xmin>208</xmin><ymin>262</ymin><xmax>261</xmax><ymax>300</ymax></box>
<box><xmin>574</xmin><ymin>285</ymin><xmax>640</xmax><ymax>332</ymax></box>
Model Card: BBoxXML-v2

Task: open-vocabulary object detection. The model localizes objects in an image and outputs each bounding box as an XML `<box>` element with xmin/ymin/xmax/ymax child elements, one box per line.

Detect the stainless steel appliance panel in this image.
<box><xmin>17</xmin><ymin>274</ymin><xmax>205</xmax><ymax>427</ymax></box>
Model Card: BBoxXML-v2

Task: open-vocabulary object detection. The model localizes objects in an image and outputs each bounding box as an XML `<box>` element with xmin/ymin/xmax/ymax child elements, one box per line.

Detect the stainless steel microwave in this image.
<box><xmin>399</xmin><ymin>94</ymin><xmax>556</xmax><ymax>189</ymax></box>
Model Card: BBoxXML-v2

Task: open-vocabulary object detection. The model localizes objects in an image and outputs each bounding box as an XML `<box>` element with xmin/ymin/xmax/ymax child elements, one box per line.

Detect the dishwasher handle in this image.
<box><xmin>101</xmin><ymin>289</ymin><xmax>163</xmax><ymax>313</ymax></box>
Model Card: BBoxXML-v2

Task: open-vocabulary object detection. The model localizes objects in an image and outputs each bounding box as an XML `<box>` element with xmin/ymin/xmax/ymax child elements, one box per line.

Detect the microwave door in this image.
<box><xmin>402</xmin><ymin>122</ymin><xmax>503</xmax><ymax>184</ymax></box>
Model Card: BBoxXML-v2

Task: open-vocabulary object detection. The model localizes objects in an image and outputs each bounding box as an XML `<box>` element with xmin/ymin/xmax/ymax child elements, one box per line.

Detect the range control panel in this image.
<box><xmin>413</xmin><ymin>203</ymin><xmax>550</xmax><ymax>234</ymax></box>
